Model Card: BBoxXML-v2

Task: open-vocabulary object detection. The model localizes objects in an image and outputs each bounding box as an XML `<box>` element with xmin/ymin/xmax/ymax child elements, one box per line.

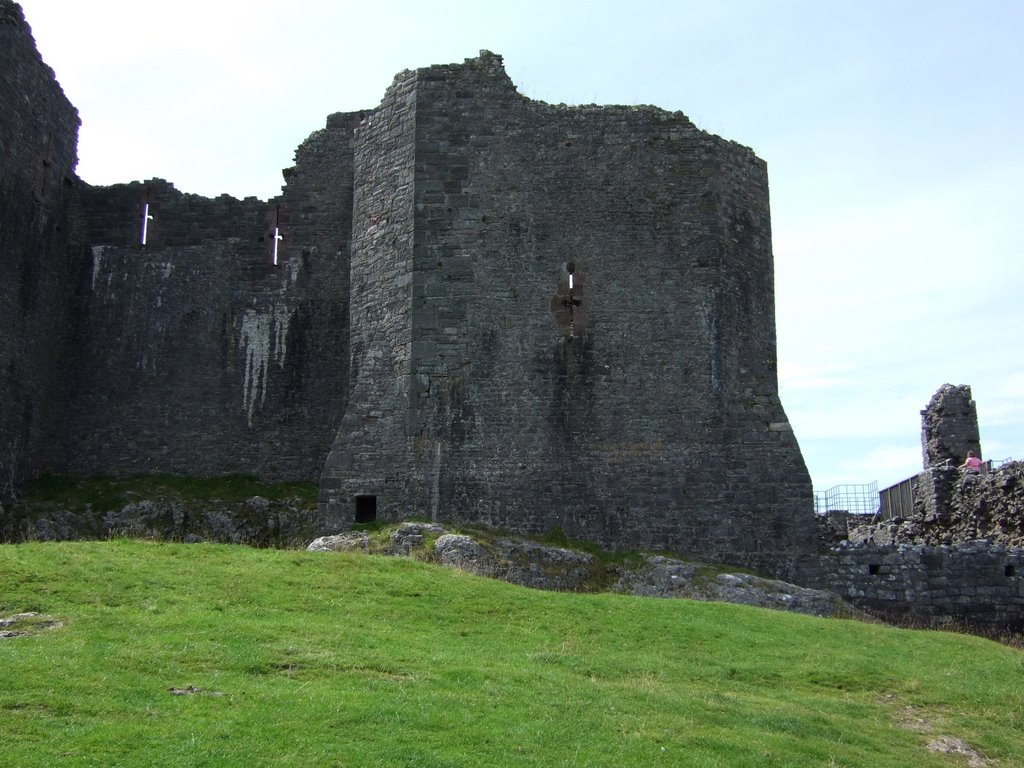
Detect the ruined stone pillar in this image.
<box><xmin>920</xmin><ymin>384</ymin><xmax>981</xmax><ymax>469</ymax></box>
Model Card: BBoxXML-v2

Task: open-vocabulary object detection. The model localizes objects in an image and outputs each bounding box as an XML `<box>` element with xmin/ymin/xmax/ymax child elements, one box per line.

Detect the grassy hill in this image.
<box><xmin>2</xmin><ymin>540</ymin><xmax>1022</xmax><ymax>767</ymax></box>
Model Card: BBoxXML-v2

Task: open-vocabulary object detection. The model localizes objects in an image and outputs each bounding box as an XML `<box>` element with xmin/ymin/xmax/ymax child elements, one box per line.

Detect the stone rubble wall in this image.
<box><xmin>851</xmin><ymin>461</ymin><xmax>1024</xmax><ymax>549</ymax></box>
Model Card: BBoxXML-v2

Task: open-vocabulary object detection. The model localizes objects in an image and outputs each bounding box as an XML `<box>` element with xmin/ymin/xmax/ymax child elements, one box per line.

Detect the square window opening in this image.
<box><xmin>868</xmin><ymin>563</ymin><xmax>880</xmax><ymax>575</ymax></box>
<box><xmin>1006</xmin><ymin>565</ymin><xmax>1017</xmax><ymax>578</ymax></box>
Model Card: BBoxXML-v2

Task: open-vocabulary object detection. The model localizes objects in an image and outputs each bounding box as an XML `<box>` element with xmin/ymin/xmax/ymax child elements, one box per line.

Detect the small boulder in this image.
<box><xmin>434</xmin><ymin>534</ymin><xmax>495</xmax><ymax>576</ymax></box>
<box><xmin>307</xmin><ymin>531</ymin><xmax>370</xmax><ymax>552</ymax></box>
<box><xmin>389</xmin><ymin>522</ymin><xmax>448</xmax><ymax>555</ymax></box>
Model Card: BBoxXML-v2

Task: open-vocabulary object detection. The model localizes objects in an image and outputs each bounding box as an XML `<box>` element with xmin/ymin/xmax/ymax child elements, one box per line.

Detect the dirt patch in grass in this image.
<box><xmin>880</xmin><ymin>694</ymin><xmax>990</xmax><ymax>767</ymax></box>
<box><xmin>0</xmin><ymin>612</ymin><xmax>64</xmax><ymax>639</ymax></box>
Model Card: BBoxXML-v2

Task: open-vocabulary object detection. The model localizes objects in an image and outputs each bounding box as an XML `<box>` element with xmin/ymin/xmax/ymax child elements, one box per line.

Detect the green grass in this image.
<box><xmin>2</xmin><ymin>540</ymin><xmax>1022</xmax><ymax>767</ymax></box>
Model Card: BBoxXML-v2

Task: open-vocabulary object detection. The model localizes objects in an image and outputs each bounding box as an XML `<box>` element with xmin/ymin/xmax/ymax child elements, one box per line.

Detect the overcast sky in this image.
<box><xmin>18</xmin><ymin>0</ymin><xmax>1023</xmax><ymax>493</ymax></box>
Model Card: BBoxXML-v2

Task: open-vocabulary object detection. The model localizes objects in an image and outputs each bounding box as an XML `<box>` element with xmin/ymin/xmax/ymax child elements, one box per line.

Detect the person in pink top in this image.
<box><xmin>959</xmin><ymin>450</ymin><xmax>982</xmax><ymax>472</ymax></box>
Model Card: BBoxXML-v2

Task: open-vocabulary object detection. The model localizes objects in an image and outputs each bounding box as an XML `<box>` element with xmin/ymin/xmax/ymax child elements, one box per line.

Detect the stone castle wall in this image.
<box><xmin>0</xmin><ymin>2</ymin><xmax>84</xmax><ymax>494</ymax></box>
<box><xmin>820</xmin><ymin>542</ymin><xmax>1024</xmax><ymax>630</ymax></box>
<box><xmin>3</xmin><ymin>11</ymin><xmax>816</xmax><ymax>570</ymax></box>
<box><xmin>60</xmin><ymin>114</ymin><xmax>364</xmax><ymax>481</ymax></box>
<box><xmin>77</xmin><ymin>179</ymin><xmax>267</xmax><ymax>252</ymax></box>
<box><xmin>0</xmin><ymin>0</ymin><xmax>360</xmax><ymax>486</ymax></box>
<box><xmin>320</xmin><ymin>53</ymin><xmax>816</xmax><ymax>575</ymax></box>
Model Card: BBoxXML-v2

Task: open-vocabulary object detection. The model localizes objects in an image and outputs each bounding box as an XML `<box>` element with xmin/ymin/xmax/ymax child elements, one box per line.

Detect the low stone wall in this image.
<box><xmin>819</xmin><ymin>542</ymin><xmax>1024</xmax><ymax>630</ymax></box>
<box><xmin>812</xmin><ymin>458</ymin><xmax>1024</xmax><ymax>630</ymax></box>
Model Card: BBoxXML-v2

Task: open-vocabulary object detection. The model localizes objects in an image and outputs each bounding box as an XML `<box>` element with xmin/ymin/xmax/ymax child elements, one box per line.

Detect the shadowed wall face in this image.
<box><xmin>63</xmin><ymin>113</ymin><xmax>366</xmax><ymax>482</ymax></box>
<box><xmin>320</xmin><ymin>53</ymin><xmax>815</xmax><ymax>574</ymax></box>
<box><xmin>0</xmin><ymin>2</ymin><xmax>82</xmax><ymax>496</ymax></box>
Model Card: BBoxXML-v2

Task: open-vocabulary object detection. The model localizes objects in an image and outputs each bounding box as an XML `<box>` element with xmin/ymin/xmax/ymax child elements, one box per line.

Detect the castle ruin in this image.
<box><xmin>3</xmin><ymin>2</ymin><xmax>1021</xmax><ymax>628</ymax></box>
<box><xmin>1</xmin><ymin>1</ymin><xmax>814</xmax><ymax>575</ymax></box>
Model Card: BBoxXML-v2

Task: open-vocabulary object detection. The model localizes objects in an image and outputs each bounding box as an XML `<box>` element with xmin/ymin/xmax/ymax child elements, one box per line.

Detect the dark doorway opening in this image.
<box><xmin>1006</xmin><ymin>564</ymin><xmax>1017</xmax><ymax>578</ymax></box>
<box><xmin>355</xmin><ymin>495</ymin><xmax>377</xmax><ymax>524</ymax></box>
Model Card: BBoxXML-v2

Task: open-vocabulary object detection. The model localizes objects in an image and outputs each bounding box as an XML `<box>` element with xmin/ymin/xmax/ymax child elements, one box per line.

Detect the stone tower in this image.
<box><xmin>319</xmin><ymin>52</ymin><xmax>816</xmax><ymax>574</ymax></box>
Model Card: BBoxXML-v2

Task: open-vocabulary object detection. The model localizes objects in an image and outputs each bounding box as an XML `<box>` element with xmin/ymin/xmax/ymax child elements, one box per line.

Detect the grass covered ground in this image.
<box><xmin>1</xmin><ymin>540</ymin><xmax>1022</xmax><ymax>767</ymax></box>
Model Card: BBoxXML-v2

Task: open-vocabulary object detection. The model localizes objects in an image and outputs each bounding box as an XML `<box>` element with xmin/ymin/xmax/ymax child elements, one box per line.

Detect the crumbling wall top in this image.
<box><xmin>920</xmin><ymin>383</ymin><xmax>981</xmax><ymax>469</ymax></box>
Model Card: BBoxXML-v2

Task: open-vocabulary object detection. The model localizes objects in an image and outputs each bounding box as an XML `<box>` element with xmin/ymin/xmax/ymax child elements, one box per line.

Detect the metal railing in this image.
<box><xmin>815</xmin><ymin>457</ymin><xmax>1016</xmax><ymax>522</ymax></box>
<box><xmin>813</xmin><ymin>482</ymin><xmax>879</xmax><ymax>516</ymax></box>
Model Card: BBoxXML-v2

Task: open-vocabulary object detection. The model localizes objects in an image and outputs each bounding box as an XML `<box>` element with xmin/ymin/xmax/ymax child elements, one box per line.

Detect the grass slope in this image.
<box><xmin>1</xmin><ymin>541</ymin><xmax>1022</xmax><ymax>767</ymax></box>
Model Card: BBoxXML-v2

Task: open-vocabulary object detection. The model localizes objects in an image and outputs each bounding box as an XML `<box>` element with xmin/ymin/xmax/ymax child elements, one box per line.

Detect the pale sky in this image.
<box><xmin>18</xmin><ymin>0</ymin><xmax>1023</xmax><ymax>493</ymax></box>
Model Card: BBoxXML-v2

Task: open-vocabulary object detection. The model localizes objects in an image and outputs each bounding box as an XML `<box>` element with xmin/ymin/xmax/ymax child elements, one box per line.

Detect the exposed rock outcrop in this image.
<box><xmin>309</xmin><ymin>523</ymin><xmax>860</xmax><ymax>619</ymax></box>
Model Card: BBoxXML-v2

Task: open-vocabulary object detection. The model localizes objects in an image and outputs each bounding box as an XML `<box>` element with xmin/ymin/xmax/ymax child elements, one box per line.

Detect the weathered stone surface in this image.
<box><xmin>313</xmin><ymin>525</ymin><xmax>856</xmax><ymax>618</ymax></box>
<box><xmin>3</xmin><ymin>496</ymin><xmax>318</xmax><ymax>546</ymax></box>
<box><xmin>433</xmin><ymin>534</ymin><xmax>496</xmax><ymax>574</ymax></box>
<box><xmin>488</xmin><ymin>538</ymin><xmax>597</xmax><ymax>591</ymax></box>
<box><xmin>307</xmin><ymin>531</ymin><xmax>370</xmax><ymax>553</ymax></box>
<box><xmin>388</xmin><ymin>522</ymin><xmax>448</xmax><ymax>555</ymax></box>
<box><xmin>926</xmin><ymin>736</ymin><xmax>988</xmax><ymax>768</ymax></box>
<box><xmin>613</xmin><ymin>555</ymin><xmax>858</xmax><ymax>617</ymax></box>
<box><xmin>0</xmin><ymin>612</ymin><xmax>64</xmax><ymax>639</ymax></box>
<box><xmin>921</xmin><ymin>384</ymin><xmax>981</xmax><ymax>470</ymax></box>
<box><xmin>433</xmin><ymin>531</ymin><xmax>597</xmax><ymax>591</ymax></box>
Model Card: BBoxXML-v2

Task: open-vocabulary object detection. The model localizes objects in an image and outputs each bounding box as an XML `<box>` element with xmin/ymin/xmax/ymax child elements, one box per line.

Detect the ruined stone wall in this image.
<box><xmin>820</xmin><ymin>542</ymin><xmax>1024</xmax><ymax>630</ymax></box>
<box><xmin>61</xmin><ymin>113</ymin><xmax>362</xmax><ymax>481</ymax></box>
<box><xmin>0</xmin><ymin>0</ymin><xmax>362</xmax><ymax>490</ymax></box>
<box><xmin>0</xmin><ymin>1</ymin><xmax>84</xmax><ymax>498</ymax></box>
<box><xmin>921</xmin><ymin>383</ymin><xmax>980</xmax><ymax>469</ymax></box>
<box><xmin>811</xmin><ymin>386</ymin><xmax>1023</xmax><ymax>629</ymax></box>
<box><xmin>77</xmin><ymin>179</ymin><xmax>268</xmax><ymax>252</ymax></box>
<box><xmin>851</xmin><ymin>461</ymin><xmax>1024</xmax><ymax>549</ymax></box>
<box><xmin>321</xmin><ymin>53</ymin><xmax>815</xmax><ymax>575</ymax></box>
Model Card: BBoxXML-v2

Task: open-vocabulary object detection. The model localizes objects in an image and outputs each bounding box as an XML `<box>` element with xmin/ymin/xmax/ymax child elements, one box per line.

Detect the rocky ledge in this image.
<box><xmin>308</xmin><ymin>523</ymin><xmax>863</xmax><ymax>620</ymax></box>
